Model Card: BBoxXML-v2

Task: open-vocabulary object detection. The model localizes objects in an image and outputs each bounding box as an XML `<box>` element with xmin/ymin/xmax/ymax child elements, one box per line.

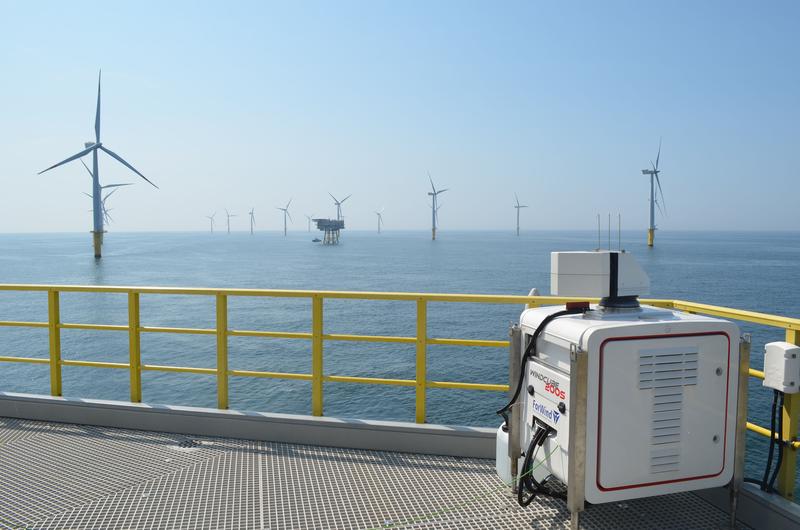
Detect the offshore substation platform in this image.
<box><xmin>313</xmin><ymin>218</ymin><xmax>345</xmax><ymax>245</ymax></box>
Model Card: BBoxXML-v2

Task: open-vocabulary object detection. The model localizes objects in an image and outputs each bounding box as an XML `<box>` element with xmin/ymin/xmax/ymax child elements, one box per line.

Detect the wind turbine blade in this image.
<box><xmin>80</xmin><ymin>158</ymin><xmax>93</xmax><ymax>178</ymax></box>
<box><xmin>103</xmin><ymin>187</ymin><xmax>119</xmax><ymax>201</ymax></box>
<box><xmin>286</xmin><ymin>198</ymin><xmax>292</xmax><ymax>209</ymax></box>
<box><xmin>655</xmin><ymin>174</ymin><xmax>667</xmax><ymax>215</ymax></box>
<box><xmin>101</xmin><ymin>183</ymin><xmax>133</xmax><ymax>189</ymax></box>
<box><xmin>287</xmin><ymin>210</ymin><xmax>293</xmax><ymax>222</ymax></box>
<box><xmin>82</xmin><ymin>192</ymin><xmax>93</xmax><ymax>199</ymax></box>
<box><xmin>328</xmin><ymin>192</ymin><xmax>338</xmax><ymax>203</ymax></box>
<box><xmin>99</xmin><ymin>145</ymin><xmax>159</xmax><ymax>189</ymax></box>
<box><xmin>655</xmin><ymin>137</ymin><xmax>662</xmax><ymax>170</ymax></box>
<box><xmin>341</xmin><ymin>194</ymin><xmax>351</xmax><ymax>203</ymax></box>
<box><xmin>95</xmin><ymin>70</ymin><xmax>101</xmax><ymax>143</ymax></box>
<box><xmin>428</xmin><ymin>172</ymin><xmax>436</xmax><ymax>193</ymax></box>
<box><xmin>438</xmin><ymin>188</ymin><xmax>449</xmax><ymax>194</ymax></box>
<box><xmin>38</xmin><ymin>144</ymin><xmax>97</xmax><ymax>174</ymax></box>
<box><xmin>515</xmin><ymin>193</ymin><xmax>519</xmax><ymax>207</ymax></box>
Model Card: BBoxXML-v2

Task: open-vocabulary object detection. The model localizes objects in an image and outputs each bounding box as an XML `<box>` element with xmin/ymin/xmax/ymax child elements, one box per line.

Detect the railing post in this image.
<box><xmin>216</xmin><ymin>294</ymin><xmax>229</xmax><ymax>409</ymax></box>
<box><xmin>311</xmin><ymin>295</ymin><xmax>324</xmax><ymax>416</ymax></box>
<box><xmin>128</xmin><ymin>292</ymin><xmax>142</xmax><ymax>403</ymax></box>
<box><xmin>778</xmin><ymin>329</ymin><xmax>800</xmax><ymax>500</ymax></box>
<box><xmin>415</xmin><ymin>299</ymin><xmax>427</xmax><ymax>424</ymax></box>
<box><xmin>47</xmin><ymin>290</ymin><xmax>62</xmax><ymax>396</ymax></box>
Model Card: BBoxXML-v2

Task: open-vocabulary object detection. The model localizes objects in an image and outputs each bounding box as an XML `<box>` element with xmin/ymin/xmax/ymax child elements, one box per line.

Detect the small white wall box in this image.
<box><xmin>763</xmin><ymin>342</ymin><xmax>800</xmax><ymax>393</ymax></box>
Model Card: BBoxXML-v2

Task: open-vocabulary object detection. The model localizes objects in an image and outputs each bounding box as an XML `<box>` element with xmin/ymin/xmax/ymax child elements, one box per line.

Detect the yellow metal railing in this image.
<box><xmin>0</xmin><ymin>284</ymin><xmax>799</xmax><ymax>498</ymax></box>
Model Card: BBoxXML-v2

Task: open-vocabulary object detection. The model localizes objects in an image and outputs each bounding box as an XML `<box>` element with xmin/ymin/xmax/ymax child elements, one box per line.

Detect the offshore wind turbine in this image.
<box><xmin>375</xmin><ymin>208</ymin><xmax>384</xmax><ymax>234</ymax></box>
<box><xmin>277</xmin><ymin>199</ymin><xmax>292</xmax><ymax>236</ymax></box>
<box><xmin>641</xmin><ymin>138</ymin><xmax>667</xmax><ymax>247</ymax></box>
<box><xmin>205</xmin><ymin>212</ymin><xmax>216</xmax><ymax>233</ymax></box>
<box><xmin>427</xmin><ymin>173</ymin><xmax>448</xmax><ymax>240</ymax></box>
<box><xmin>249</xmin><ymin>208</ymin><xmax>256</xmax><ymax>235</ymax></box>
<box><xmin>305</xmin><ymin>214</ymin><xmax>314</xmax><ymax>232</ymax></box>
<box><xmin>225</xmin><ymin>209</ymin><xmax>236</xmax><ymax>234</ymax></box>
<box><xmin>38</xmin><ymin>70</ymin><xmax>158</xmax><ymax>258</ymax></box>
<box><xmin>329</xmin><ymin>193</ymin><xmax>351</xmax><ymax>221</ymax></box>
<box><xmin>513</xmin><ymin>193</ymin><xmax>528</xmax><ymax>236</ymax></box>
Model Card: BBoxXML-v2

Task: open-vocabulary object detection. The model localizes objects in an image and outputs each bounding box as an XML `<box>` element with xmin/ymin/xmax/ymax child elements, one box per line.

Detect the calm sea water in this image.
<box><xmin>0</xmin><ymin>230</ymin><xmax>798</xmax><ymax>483</ymax></box>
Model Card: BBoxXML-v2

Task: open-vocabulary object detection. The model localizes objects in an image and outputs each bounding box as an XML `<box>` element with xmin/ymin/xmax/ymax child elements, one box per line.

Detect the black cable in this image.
<box><xmin>761</xmin><ymin>390</ymin><xmax>779</xmax><ymax>491</ymax></box>
<box><xmin>768</xmin><ymin>391</ymin><xmax>786</xmax><ymax>492</ymax></box>
<box><xmin>517</xmin><ymin>425</ymin><xmax>549</xmax><ymax>507</ymax></box>
<box><xmin>497</xmin><ymin>304</ymin><xmax>589</xmax><ymax>425</ymax></box>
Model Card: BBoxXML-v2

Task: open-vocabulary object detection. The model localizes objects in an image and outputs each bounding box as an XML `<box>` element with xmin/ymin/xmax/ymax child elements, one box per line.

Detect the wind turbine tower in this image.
<box><xmin>514</xmin><ymin>194</ymin><xmax>528</xmax><ymax>236</ymax></box>
<box><xmin>249</xmin><ymin>208</ymin><xmax>256</xmax><ymax>235</ymax></box>
<box><xmin>225</xmin><ymin>209</ymin><xmax>236</xmax><ymax>234</ymax></box>
<box><xmin>277</xmin><ymin>199</ymin><xmax>292</xmax><ymax>236</ymax></box>
<box><xmin>305</xmin><ymin>214</ymin><xmax>314</xmax><ymax>232</ymax></box>
<box><xmin>375</xmin><ymin>208</ymin><xmax>384</xmax><ymax>234</ymax></box>
<box><xmin>205</xmin><ymin>212</ymin><xmax>216</xmax><ymax>233</ymax></box>
<box><xmin>38</xmin><ymin>70</ymin><xmax>158</xmax><ymax>258</ymax></box>
<box><xmin>427</xmin><ymin>174</ymin><xmax>448</xmax><ymax>241</ymax></box>
<box><xmin>329</xmin><ymin>193</ymin><xmax>351</xmax><ymax>221</ymax></box>
<box><xmin>640</xmin><ymin>138</ymin><xmax>666</xmax><ymax>247</ymax></box>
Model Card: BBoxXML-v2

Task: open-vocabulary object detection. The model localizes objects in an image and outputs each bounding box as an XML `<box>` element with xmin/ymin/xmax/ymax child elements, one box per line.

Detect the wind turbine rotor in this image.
<box><xmin>98</xmin><ymin>145</ymin><xmax>158</xmax><ymax>188</ymax></box>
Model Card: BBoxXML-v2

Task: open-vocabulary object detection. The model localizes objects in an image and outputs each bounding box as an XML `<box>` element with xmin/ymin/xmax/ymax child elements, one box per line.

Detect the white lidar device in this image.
<box><xmin>497</xmin><ymin>251</ymin><xmax>742</xmax><ymax>506</ymax></box>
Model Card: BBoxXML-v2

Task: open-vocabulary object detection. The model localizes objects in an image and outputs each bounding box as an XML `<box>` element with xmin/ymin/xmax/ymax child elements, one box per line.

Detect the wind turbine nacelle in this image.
<box><xmin>85</xmin><ymin>142</ymin><xmax>95</xmax><ymax>149</ymax></box>
<box><xmin>641</xmin><ymin>169</ymin><xmax>651</xmax><ymax>175</ymax></box>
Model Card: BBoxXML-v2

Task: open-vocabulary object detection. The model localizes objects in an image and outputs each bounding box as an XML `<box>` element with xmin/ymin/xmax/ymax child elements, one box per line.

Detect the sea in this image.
<box><xmin>0</xmin><ymin>230</ymin><xmax>798</xmax><ymax>486</ymax></box>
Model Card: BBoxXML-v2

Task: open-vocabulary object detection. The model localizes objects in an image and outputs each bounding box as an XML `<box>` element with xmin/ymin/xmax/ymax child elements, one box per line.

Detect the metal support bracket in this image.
<box><xmin>567</xmin><ymin>344</ymin><xmax>588</xmax><ymax>530</ymax></box>
<box><xmin>730</xmin><ymin>333</ymin><xmax>751</xmax><ymax>529</ymax></box>
<box><xmin>508</xmin><ymin>325</ymin><xmax>522</xmax><ymax>492</ymax></box>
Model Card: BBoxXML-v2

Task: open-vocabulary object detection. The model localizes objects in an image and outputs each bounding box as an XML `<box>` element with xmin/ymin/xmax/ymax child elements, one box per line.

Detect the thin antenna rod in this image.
<box><xmin>597</xmin><ymin>214</ymin><xmax>601</xmax><ymax>250</ymax></box>
<box><xmin>607</xmin><ymin>213</ymin><xmax>611</xmax><ymax>250</ymax></box>
<box><xmin>618</xmin><ymin>213</ymin><xmax>622</xmax><ymax>251</ymax></box>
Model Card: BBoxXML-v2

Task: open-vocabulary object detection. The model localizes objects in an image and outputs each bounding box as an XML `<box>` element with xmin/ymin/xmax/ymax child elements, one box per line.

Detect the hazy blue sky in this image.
<box><xmin>1</xmin><ymin>1</ymin><xmax>798</xmax><ymax>232</ymax></box>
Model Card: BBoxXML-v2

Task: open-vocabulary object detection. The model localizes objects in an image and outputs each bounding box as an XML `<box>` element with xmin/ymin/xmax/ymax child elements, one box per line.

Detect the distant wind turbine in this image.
<box><xmin>305</xmin><ymin>214</ymin><xmax>314</xmax><ymax>232</ymax></box>
<box><xmin>375</xmin><ymin>208</ymin><xmax>384</xmax><ymax>234</ymax></box>
<box><xmin>225</xmin><ymin>209</ymin><xmax>236</xmax><ymax>234</ymax></box>
<box><xmin>641</xmin><ymin>138</ymin><xmax>667</xmax><ymax>247</ymax></box>
<box><xmin>513</xmin><ymin>194</ymin><xmax>528</xmax><ymax>236</ymax></box>
<box><xmin>277</xmin><ymin>199</ymin><xmax>292</xmax><ymax>236</ymax></box>
<box><xmin>38</xmin><ymin>70</ymin><xmax>158</xmax><ymax>258</ymax></box>
<box><xmin>329</xmin><ymin>193</ymin><xmax>351</xmax><ymax>221</ymax></box>
<box><xmin>205</xmin><ymin>212</ymin><xmax>216</xmax><ymax>233</ymax></box>
<box><xmin>427</xmin><ymin>173</ymin><xmax>448</xmax><ymax>241</ymax></box>
<box><xmin>249</xmin><ymin>208</ymin><xmax>256</xmax><ymax>235</ymax></box>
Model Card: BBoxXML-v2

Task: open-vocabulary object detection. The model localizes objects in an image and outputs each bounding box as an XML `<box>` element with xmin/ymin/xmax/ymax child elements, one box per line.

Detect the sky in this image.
<box><xmin>0</xmin><ymin>1</ymin><xmax>798</xmax><ymax>232</ymax></box>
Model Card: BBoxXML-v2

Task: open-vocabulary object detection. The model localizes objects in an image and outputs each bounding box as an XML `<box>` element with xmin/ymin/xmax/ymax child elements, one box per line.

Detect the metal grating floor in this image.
<box><xmin>0</xmin><ymin>417</ymin><xmax>748</xmax><ymax>530</ymax></box>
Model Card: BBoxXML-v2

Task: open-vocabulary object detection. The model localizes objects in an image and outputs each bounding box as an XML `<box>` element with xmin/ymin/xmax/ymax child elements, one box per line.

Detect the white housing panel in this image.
<box><xmin>517</xmin><ymin>305</ymin><xmax>740</xmax><ymax>504</ymax></box>
<box><xmin>763</xmin><ymin>341</ymin><xmax>800</xmax><ymax>393</ymax></box>
<box><xmin>550</xmin><ymin>251</ymin><xmax>650</xmax><ymax>298</ymax></box>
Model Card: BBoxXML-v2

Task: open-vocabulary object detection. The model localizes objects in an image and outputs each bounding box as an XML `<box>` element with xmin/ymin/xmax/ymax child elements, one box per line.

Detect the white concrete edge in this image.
<box><xmin>693</xmin><ymin>483</ymin><xmax>800</xmax><ymax>529</ymax></box>
<box><xmin>0</xmin><ymin>392</ymin><xmax>496</xmax><ymax>459</ymax></box>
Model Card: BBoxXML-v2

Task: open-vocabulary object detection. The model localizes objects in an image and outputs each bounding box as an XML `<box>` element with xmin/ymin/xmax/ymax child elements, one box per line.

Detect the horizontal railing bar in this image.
<box><xmin>427</xmin><ymin>380</ymin><xmax>509</xmax><ymax>392</ymax></box>
<box><xmin>0</xmin><ymin>321</ymin><xmax>48</xmax><ymax>328</ymax></box>
<box><xmin>139</xmin><ymin>326</ymin><xmax>216</xmax><ymax>335</ymax></box>
<box><xmin>60</xmin><ymin>323</ymin><xmax>128</xmax><ymax>332</ymax></box>
<box><xmin>0</xmin><ymin>355</ymin><xmax>49</xmax><ymax>364</ymax></box>
<box><xmin>61</xmin><ymin>359</ymin><xmax>129</xmax><ymax>369</ymax></box>
<box><xmin>747</xmin><ymin>421</ymin><xmax>800</xmax><ymax>448</ymax></box>
<box><xmin>229</xmin><ymin>330</ymin><xmax>313</xmax><ymax>340</ymax></box>
<box><xmin>671</xmin><ymin>300</ymin><xmax>800</xmax><ymax>331</ymax></box>
<box><xmin>229</xmin><ymin>369</ymin><xmax>312</xmax><ymax>381</ymax></box>
<box><xmin>323</xmin><ymin>333</ymin><xmax>415</xmax><ymax>344</ymax></box>
<box><xmin>428</xmin><ymin>338</ymin><xmax>509</xmax><ymax>348</ymax></box>
<box><xmin>324</xmin><ymin>375</ymin><xmax>416</xmax><ymax>386</ymax></box>
<box><xmin>141</xmin><ymin>364</ymin><xmax>217</xmax><ymax>375</ymax></box>
<box><xmin>749</xmin><ymin>368</ymin><xmax>765</xmax><ymax>380</ymax></box>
